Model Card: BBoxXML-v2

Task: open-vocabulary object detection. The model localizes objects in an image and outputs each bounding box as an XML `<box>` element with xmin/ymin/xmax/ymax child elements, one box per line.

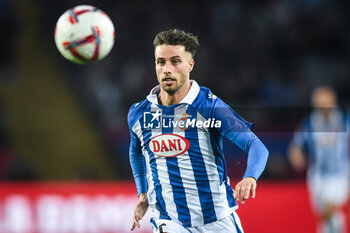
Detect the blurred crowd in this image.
<box><xmin>0</xmin><ymin>0</ymin><xmax>349</xmax><ymax>180</ymax></box>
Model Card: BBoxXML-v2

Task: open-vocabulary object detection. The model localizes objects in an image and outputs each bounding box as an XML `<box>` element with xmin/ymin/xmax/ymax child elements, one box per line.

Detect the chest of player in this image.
<box><xmin>137</xmin><ymin>105</ymin><xmax>222</xmax><ymax>159</ymax></box>
<box><xmin>139</xmin><ymin>128</ymin><xmax>216</xmax><ymax>160</ymax></box>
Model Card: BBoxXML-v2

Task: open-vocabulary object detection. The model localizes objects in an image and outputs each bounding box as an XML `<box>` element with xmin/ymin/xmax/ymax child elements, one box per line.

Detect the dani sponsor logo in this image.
<box><xmin>149</xmin><ymin>134</ymin><xmax>190</xmax><ymax>157</ymax></box>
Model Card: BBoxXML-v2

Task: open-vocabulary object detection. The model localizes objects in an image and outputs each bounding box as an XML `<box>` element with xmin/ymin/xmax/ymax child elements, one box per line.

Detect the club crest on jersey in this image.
<box><xmin>149</xmin><ymin>134</ymin><xmax>190</xmax><ymax>157</ymax></box>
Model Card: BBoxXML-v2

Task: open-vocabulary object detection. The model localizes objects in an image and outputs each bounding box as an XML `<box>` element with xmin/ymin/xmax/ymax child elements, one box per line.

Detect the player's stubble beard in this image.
<box><xmin>159</xmin><ymin>75</ymin><xmax>189</xmax><ymax>96</ymax></box>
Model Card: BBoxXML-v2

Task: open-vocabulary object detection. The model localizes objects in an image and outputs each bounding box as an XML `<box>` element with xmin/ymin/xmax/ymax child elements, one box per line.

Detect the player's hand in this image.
<box><xmin>233</xmin><ymin>177</ymin><xmax>257</xmax><ymax>204</ymax></box>
<box><xmin>288</xmin><ymin>146</ymin><xmax>306</xmax><ymax>173</ymax></box>
<box><xmin>131</xmin><ymin>193</ymin><xmax>149</xmax><ymax>231</ymax></box>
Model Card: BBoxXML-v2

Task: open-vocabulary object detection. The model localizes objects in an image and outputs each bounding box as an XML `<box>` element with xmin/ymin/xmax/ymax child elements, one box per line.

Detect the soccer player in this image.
<box><xmin>128</xmin><ymin>29</ymin><xmax>269</xmax><ymax>233</ymax></box>
<box><xmin>288</xmin><ymin>86</ymin><xmax>349</xmax><ymax>233</ymax></box>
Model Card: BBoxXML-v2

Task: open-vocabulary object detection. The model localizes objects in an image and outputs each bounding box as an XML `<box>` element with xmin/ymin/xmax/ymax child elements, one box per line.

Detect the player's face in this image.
<box><xmin>155</xmin><ymin>45</ymin><xmax>194</xmax><ymax>95</ymax></box>
<box><xmin>313</xmin><ymin>89</ymin><xmax>337</xmax><ymax>108</ymax></box>
<box><xmin>312</xmin><ymin>88</ymin><xmax>337</xmax><ymax>117</ymax></box>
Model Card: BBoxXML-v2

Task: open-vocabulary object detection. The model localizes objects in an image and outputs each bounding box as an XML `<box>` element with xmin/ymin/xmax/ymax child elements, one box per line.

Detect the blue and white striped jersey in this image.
<box><xmin>292</xmin><ymin>109</ymin><xmax>350</xmax><ymax>178</ymax></box>
<box><xmin>128</xmin><ymin>80</ymin><xmax>268</xmax><ymax>227</ymax></box>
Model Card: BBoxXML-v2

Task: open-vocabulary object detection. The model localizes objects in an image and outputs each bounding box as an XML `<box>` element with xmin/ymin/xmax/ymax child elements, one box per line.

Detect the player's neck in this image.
<box><xmin>159</xmin><ymin>81</ymin><xmax>191</xmax><ymax>106</ymax></box>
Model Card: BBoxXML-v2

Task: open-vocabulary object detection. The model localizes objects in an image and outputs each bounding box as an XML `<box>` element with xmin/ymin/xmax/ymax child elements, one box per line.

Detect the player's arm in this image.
<box><xmin>129</xmin><ymin>131</ymin><xmax>148</xmax><ymax>197</ymax></box>
<box><xmin>128</xmin><ymin>108</ymin><xmax>149</xmax><ymax>230</ymax></box>
<box><xmin>129</xmin><ymin>130</ymin><xmax>149</xmax><ymax>231</ymax></box>
<box><xmin>131</xmin><ymin>193</ymin><xmax>149</xmax><ymax>231</ymax></box>
<box><xmin>288</xmin><ymin>145</ymin><xmax>306</xmax><ymax>173</ymax></box>
<box><xmin>287</xmin><ymin>130</ymin><xmax>307</xmax><ymax>173</ymax></box>
<box><xmin>212</xmin><ymin>98</ymin><xmax>268</xmax><ymax>204</ymax></box>
<box><xmin>226</xmin><ymin>131</ymin><xmax>269</xmax><ymax>204</ymax></box>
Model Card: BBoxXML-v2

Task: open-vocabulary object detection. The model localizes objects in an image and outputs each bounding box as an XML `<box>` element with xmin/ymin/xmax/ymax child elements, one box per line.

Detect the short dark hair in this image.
<box><xmin>153</xmin><ymin>29</ymin><xmax>200</xmax><ymax>57</ymax></box>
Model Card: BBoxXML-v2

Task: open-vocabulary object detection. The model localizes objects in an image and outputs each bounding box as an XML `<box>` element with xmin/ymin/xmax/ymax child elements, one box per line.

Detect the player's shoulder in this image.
<box><xmin>298</xmin><ymin>114</ymin><xmax>312</xmax><ymax>131</ymax></box>
<box><xmin>195</xmin><ymin>86</ymin><xmax>220</xmax><ymax>105</ymax></box>
<box><xmin>193</xmin><ymin>86</ymin><xmax>229</xmax><ymax>110</ymax></box>
<box><xmin>191</xmin><ymin>85</ymin><xmax>229</xmax><ymax>119</ymax></box>
<box><xmin>127</xmin><ymin>98</ymin><xmax>150</xmax><ymax>127</ymax></box>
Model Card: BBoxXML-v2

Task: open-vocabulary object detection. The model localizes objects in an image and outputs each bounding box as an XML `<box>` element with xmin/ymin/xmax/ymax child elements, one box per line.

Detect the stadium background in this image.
<box><xmin>0</xmin><ymin>0</ymin><xmax>349</xmax><ymax>232</ymax></box>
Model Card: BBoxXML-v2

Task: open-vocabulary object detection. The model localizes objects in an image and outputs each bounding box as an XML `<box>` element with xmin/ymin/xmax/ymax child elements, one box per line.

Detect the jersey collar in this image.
<box><xmin>147</xmin><ymin>80</ymin><xmax>200</xmax><ymax>105</ymax></box>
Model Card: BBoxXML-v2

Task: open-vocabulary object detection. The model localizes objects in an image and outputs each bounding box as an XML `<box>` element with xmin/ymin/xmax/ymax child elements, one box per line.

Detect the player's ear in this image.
<box><xmin>188</xmin><ymin>59</ymin><xmax>195</xmax><ymax>72</ymax></box>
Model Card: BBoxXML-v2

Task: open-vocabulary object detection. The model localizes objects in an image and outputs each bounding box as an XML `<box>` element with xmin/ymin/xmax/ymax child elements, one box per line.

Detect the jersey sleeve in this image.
<box><xmin>233</xmin><ymin>132</ymin><xmax>269</xmax><ymax>180</ymax></box>
<box><xmin>212</xmin><ymin>98</ymin><xmax>253</xmax><ymax>135</ymax></box>
<box><xmin>213</xmin><ymin>98</ymin><xmax>269</xmax><ymax>180</ymax></box>
<box><xmin>346</xmin><ymin>112</ymin><xmax>350</xmax><ymax>137</ymax></box>
<box><xmin>290</xmin><ymin>119</ymin><xmax>308</xmax><ymax>149</ymax></box>
<box><xmin>128</xmin><ymin>105</ymin><xmax>148</xmax><ymax>196</ymax></box>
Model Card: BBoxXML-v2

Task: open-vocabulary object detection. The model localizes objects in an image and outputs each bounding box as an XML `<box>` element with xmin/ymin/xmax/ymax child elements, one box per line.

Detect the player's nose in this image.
<box><xmin>163</xmin><ymin>63</ymin><xmax>172</xmax><ymax>73</ymax></box>
<box><xmin>163</xmin><ymin>70</ymin><xmax>171</xmax><ymax>76</ymax></box>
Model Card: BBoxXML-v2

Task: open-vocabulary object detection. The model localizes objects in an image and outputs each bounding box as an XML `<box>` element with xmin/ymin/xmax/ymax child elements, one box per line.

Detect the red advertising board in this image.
<box><xmin>0</xmin><ymin>181</ymin><xmax>347</xmax><ymax>233</ymax></box>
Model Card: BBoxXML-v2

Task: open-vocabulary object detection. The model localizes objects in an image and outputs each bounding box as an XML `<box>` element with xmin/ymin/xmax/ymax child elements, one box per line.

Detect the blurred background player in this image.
<box><xmin>288</xmin><ymin>86</ymin><xmax>350</xmax><ymax>233</ymax></box>
<box><xmin>128</xmin><ymin>29</ymin><xmax>269</xmax><ymax>233</ymax></box>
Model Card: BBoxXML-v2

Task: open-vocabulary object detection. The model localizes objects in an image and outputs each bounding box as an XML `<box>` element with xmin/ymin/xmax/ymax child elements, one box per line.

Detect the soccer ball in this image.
<box><xmin>54</xmin><ymin>5</ymin><xmax>115</xmax><ymax>64</ymax></box>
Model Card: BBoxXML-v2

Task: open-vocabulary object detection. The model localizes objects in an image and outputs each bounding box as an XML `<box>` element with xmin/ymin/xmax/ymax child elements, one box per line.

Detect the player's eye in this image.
<box><xmin>172</xmin><ymin>59</ymin><xmax>180</xmax><ymax>64</ymax></box>
<box><xmin>157</xmin><ymin>60</ymin><xmax>165</xmax><ymax>65</ymax></box>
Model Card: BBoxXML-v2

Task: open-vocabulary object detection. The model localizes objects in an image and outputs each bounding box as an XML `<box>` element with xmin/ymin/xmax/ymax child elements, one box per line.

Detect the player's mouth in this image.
<box><xmin>162</xmin><ymin>77</ymin><xmax>176</xmax><ymax>85</ymax></box>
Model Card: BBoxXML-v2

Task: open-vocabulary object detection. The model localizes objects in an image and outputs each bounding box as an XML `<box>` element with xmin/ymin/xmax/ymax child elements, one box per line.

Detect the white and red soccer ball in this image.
<box><xmin>54</xmin><ymin>5</ymin><xmax>115</xmax><ymax>64</ymax></box>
